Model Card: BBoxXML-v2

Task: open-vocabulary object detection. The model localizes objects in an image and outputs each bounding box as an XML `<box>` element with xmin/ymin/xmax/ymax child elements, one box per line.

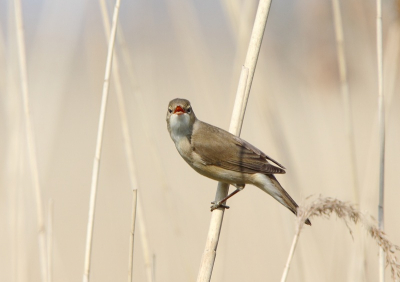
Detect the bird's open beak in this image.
<box><xmin>173</xmin><ymin>105</ymin><xmax>185</xmax><ymax>115</ymax></box>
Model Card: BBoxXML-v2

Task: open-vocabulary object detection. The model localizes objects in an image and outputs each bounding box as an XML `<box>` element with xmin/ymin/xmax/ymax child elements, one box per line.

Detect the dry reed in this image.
<box><xmin>376</xmin><ymin>0</ymin><xmax>386</xmax><ymax>280</ymax></box>
<box><xmin>82</xmin><ymin>0</ymin><xmax>122</xmax><ymax>281</ymax></box>
<box><xmin>128</xmin><ymin>190</ymin><xmax>138</xmax><ymax>282</ymax></box>
<box><xmin>282</xmin><ymin>196</ymin><xmax>400</xmax><ymax>281</ymax></box>
<box><xmin>13</xmin><ymin>0</ymin><xmax>48</xmax><ymax>280</ymax></box>
<box><xmin>47</xmin><ymin>199</ymin><xmax>53</xmax><ymax>282</ymax></box>
<box><xmin>115</xmin><ymin>7</ymin><xmax>185</xmax><ymax>280</ymax></box>
<box><xmin>97</xmin><ymin>1</ymin><xmax>145</xmax><ymax>281</ymax></box>
<box><xmin>197</xmin><ymin>0</ymin><xmax>272</xmax><ymax>280</ymax></box>
<box><xmin>331</xmin><ymin>1</ymin><xmax>366</xmax><ymax>280</ymax></box>
<box><xmin>331</xmin><ymin>0</ymin><xmax>359</xmax><ymax>203</ymax></box>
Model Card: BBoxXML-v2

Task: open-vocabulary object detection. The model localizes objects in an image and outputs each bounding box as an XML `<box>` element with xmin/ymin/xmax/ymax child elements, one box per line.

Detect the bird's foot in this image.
<box><xmin>210</xmin><ymin>201</ymin><xmax>230</xmax><ymax>211</ymax></box>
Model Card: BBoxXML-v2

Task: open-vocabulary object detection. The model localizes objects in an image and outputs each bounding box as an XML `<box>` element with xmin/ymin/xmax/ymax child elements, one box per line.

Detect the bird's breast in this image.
<box><xmin>174</xmin><ymin>136</ymin><xmax>193</xmax><ymax>162</ymax></box>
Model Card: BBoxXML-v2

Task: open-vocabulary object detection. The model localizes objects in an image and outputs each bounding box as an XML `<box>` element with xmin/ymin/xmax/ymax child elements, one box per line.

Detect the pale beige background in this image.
<box><xmin>1</xmin><ymin>0</ymin><xmax>399</xmax><ymax>281</ymax></box>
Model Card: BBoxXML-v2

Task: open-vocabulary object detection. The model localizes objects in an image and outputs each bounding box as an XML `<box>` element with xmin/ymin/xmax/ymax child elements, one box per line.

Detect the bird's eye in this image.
<box><xmin>168</xmin><ymin>108</ymin><xmax>172</xmax><ymax>113</ymax></box>
<box><xmin>187</xmin><ymin>107</ymin><xmax>191</xmax><ymax>113</ymax></box>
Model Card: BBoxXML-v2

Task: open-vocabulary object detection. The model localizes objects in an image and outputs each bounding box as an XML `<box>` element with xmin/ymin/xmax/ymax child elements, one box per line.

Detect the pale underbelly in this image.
<box><xmin>189</xmin><ymin>162</ymin><xmax>250</xmax><ymax>185</ymax></box>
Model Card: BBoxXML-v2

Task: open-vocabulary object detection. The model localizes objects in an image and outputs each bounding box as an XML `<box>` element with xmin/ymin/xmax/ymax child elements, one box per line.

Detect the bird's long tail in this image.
<box><xmin>254</xmin><ymin>174</ymin><xmax>311</xmax><ymax>226</ymax></box>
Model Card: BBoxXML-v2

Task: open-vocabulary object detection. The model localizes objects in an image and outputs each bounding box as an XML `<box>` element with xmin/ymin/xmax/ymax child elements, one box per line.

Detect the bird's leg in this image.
<box><xmin>210</xmin><ymin>184</ymin><xmax>245</xmax><ymax>211</ymax></box>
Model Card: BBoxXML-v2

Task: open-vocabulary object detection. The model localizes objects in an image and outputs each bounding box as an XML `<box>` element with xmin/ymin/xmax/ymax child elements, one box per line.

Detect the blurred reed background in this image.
<box><xmin>1</xmin><ymin>0</ymin><xmax>399</xmax><ymax>281</ymax></box>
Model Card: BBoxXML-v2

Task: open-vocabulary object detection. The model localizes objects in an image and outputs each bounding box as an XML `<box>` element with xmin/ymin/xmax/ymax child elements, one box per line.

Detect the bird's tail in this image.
<box><xmin>254</xmin><ymin>174</ymin><xmax>311</xmax><ymax>226</ymax></box>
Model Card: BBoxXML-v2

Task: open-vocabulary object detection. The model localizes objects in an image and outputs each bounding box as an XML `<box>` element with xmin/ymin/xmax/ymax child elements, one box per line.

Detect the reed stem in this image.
<box><xmin>196</xmin><ymin>1</ymin><xmax>273</xmax><ymax>280</ymax></box>
<box><xmin>82</xmin><ymin>0</ymin><xmax>121</xmax><ymax>281</ymax></box>
<box><xmin>14</xmin><ymin>0</ymin><xmax>47</xmax><ymax>280</ymax></box>
<box><xmin>376</xmin><ymin>0</ymin><xmax>385</xmax><ymax>280</ymax></box>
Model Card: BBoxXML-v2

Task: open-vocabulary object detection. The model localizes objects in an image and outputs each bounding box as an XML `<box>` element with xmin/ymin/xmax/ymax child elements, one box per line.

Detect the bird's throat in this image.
<box><xmin>169</xmin><ymin>114</ymin><xmax>192</xmax><ymax>144</ymax></box>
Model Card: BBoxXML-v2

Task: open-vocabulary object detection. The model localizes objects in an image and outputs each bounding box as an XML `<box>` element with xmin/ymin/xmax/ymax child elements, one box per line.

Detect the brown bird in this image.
<box><xmin>166</xmin><ymin>98</ymin><xmax>311</xmax><ymax>225</ymax></box>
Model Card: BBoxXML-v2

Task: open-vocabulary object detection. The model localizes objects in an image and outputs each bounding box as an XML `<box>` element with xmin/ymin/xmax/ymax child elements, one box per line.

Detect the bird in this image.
<box><xmin>166</xmin><ymin>98</ymin><xmax>311</xmax><ymax>225</ymax></box>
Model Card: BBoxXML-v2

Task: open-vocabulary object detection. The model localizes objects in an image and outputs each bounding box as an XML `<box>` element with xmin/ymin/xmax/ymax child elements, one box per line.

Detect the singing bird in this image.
<box><xmin>166</xmin><ymin>98</ymin><xmax>311</xmax><ymax>225</ymax></box>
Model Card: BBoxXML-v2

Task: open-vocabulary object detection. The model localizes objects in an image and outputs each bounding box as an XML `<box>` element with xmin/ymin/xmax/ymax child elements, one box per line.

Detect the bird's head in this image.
<box><xmin>166</xmin><ymin>98</ymin><xmax>196</xmax><ymax>141</ymax></box>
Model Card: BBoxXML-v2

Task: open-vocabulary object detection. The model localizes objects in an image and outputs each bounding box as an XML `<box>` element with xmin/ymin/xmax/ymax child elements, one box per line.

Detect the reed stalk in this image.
<box><xmin>384</xmin><ymin>20</ymin><xmax>400</xmax><ymax>107</ymax></box>
<box><xmin>13</xmin><ymin>0</ymin><xmax>47</xmax><ymax>280</ymax></box>
<box><xmin>331</xmin><ymin>0</ymin><xmax>359</xmax><ymax>203</ymax></box>
<box><xmin>137</xmin><ymin>199</ymin><xmax>153</xmax><ymax>282</ymax></box>
<box><xmin>47</xmin><ymin>199</ymin><xmax>53</xmax><ymax>282</ymax></box>
<box><xmin>128</xmin><ymin>190</ymin><xmax>138</xmax><ymax>282</ymax></box>
<box><xmin>82</xmin><ymin>0</ymin><xmax>121</xmax><ymax>281</ymax></box>
<box><xmin>97</xmin><ymin>1</ymin><xmax>151</xmax><ymax>280</ymax></box>
<box><xmin>376</xmin><ymin>0</ymin><xmax>385</xmax><ymax>280</ymax></box>
<box><xmin>331</xmin><ymin>1</ymin><xmax>366</xmax><ymax>280</ymax></box>
<box><xmin>196</xmin><ymin>0</ymin><xmax>273</xmax><ymax>280</ymax></box>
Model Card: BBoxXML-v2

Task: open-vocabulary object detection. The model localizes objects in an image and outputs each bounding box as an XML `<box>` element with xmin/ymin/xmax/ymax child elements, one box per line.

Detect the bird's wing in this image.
<box><xmin>192</xmin><ymin>122</ymin><xmax>286</xmax><ymax>174</ymax></box>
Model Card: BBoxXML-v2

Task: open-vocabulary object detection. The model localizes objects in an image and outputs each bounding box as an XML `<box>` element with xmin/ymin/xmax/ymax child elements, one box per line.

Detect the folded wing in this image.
<box><xmin>192</xmin><ymin>122</ymin><xmax>285</xmax><ymax>174</ymax></box>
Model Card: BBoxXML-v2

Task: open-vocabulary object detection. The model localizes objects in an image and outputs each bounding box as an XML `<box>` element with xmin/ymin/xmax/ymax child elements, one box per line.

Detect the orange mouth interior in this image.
<box><xmin>174</xmin><ymin>105</ymin><xmax>184</xmax><ymax>114</ymax></box>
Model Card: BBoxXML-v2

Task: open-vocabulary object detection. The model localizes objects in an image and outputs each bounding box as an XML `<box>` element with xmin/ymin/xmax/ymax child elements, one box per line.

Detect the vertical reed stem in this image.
<box><xmin>331</xmin><ymin>2</ymin><xmax>366</xmax><ymax>280</ymax></box>
<box><xmin>280</xmin><ymin>231</ymin><xmax>300</xmax><ymax>282</ymax></box>
<box><xmin>97</xmin><ymin>1</ymin><xmax>146</xmax><ymax>280</ymax></box>
<box><xmin>331</xmin><ymin>0</ymin><xmax>359</xmax><ymax>203</ymax></box>
<box><xmin>137</xmin><ymin>199</ymin><xmax>153</xmax><ymax>281</ymax></box>
<box><xmin>196</xmin><ymin>1</ymin><xmax>273</xmax><ymax>281</ymax></box>
<box><xmin>82</xmin><ymin>0</ymin><xmax>121</xmax><ymax>281</ymax></box>
<box><xmin>128</xmin><ymin>190</ymin><xmax>138</xmax><ymax>282</ymax></box>
<box><xmin>13</xmin><ymin>0</ymin><xmax>47</xmax><ymax>281</ymax></box>
<box><xmin>47</xmin><ymin>199</ymin><xmax>53</xmax><ymax>282</ymax></box>
<box><xmin>376</xmin><ymin>0</ymin><xmax>385</xmax><ymax>280</ymax></box>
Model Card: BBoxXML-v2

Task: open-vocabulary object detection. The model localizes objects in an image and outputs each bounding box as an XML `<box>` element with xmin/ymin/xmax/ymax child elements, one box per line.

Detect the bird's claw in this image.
<box><xmin>210</xmin><ymin>201</ymin><xmax>230</xmax><ymax>211</ymax></box>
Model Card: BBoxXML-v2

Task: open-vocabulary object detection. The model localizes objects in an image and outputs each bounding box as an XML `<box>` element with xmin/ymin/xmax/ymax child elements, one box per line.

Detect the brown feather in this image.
<box><xmin>192</xmin><ymin>121</ymin><xmax>286</xmax><ymax>175</ymax></box>
<box><xmin>268</xmin><ymin>175</ymin><xmax>312</xmax><ymax>226</ymax></box>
